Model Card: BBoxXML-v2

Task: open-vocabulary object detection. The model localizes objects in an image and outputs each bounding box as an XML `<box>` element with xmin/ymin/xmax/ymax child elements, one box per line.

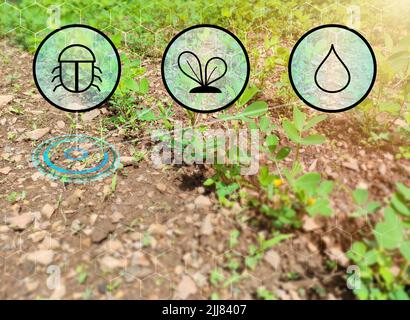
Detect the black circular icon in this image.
<box><xmin>288</xmin><ymin>24</ymin><xmax>377</xmax><ymax>113</ymax></box>
<box><xmin>33</xmin><ymin>24</ymin><xmax>121</xmax><ymax>113</ymax></box>
<box><xmin>161</xmin><ymin>24</ymin><xmax>250</xmax><ymax>113</ymax></box>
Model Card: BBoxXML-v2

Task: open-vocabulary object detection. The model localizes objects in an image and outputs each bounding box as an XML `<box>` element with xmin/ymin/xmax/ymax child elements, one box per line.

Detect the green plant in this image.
<box><xmin>350</xmin><ymin>188</ymin><xmax>380</xmax><ymax>218</ymax></box>
<box><xmin>282</xmin><ymin>106</ymin><xmax>327</xmax><ymax>163</ymax></box>
<box><xmin>347</xmin><ymin>183</ymin><xmax>410</xmax><ymax>300</ymax></box>
<box><xmin>245</xmin><ymin>232</ymin><xmax>292</xmax><ymax>270</ymax></box>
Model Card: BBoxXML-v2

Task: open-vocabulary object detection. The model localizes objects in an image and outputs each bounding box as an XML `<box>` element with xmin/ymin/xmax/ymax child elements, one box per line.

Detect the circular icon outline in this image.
<box><xmin>33</xmin><ymin>24</ymin><xmax>122</xmax><ymax>113</ymax></box>
<box><xmin>161</xmin><ymin>24</ymin><xmax>250</xmax><ymax>114</ymax></box>
<box><xmin>288</xmin><ymin>24</ymin><xmax>377</xmax><ymax>113</ymax></box>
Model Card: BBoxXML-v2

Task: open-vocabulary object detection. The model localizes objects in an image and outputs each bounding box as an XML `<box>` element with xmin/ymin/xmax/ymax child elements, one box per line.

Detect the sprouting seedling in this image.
<box><xmin>52</xmin><ymin>44</ymin><xmax>102</xmax><ymax>93</ymax></box>
<box><xmin>314</xmin><ymin>44</ymin><xmax>351</xmax><ymax>93</ymax></box>
<box><xmin>178</xmin><ymin>51</ymin><xmax>227</xmax><ymax>93</ymax></box>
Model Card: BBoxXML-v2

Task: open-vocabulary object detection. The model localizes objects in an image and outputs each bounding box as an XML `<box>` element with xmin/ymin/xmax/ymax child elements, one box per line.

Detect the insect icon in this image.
<box><xmin>52</xmin><ymin>44</ymin><xmax>102</xmax><ymax>93</ymax></box>
<box><xmin>178</xmin><ymin>51</ymin><xmax>227</xmax><ymax>93</ymax></box>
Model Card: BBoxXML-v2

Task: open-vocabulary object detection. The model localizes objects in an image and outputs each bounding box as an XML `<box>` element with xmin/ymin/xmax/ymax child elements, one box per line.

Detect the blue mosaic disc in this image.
<box><xmin>32</xmin><ymin>134</ymin><xmax>119</xmax><ymax>184</ymax></box>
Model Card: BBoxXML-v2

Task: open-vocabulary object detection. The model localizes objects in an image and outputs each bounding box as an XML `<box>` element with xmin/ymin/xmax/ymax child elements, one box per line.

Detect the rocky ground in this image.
<box><xmin>0</xmin><ymin>41</ymin><xmax>408</xmax><ymax>300</ymax></box>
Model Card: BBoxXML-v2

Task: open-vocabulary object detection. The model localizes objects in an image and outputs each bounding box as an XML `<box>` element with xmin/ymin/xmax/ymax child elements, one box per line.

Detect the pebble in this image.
<box><xmin>200</xmin><ymin>214</ymin><xmax>213</xmax><ymax>235</ymax></box>
<box><xmin>41</xmin><ymin>203</ymin><xmax>55</xmax><ymax>219</ymax></box>
<box><xmin>56</xmin><ymin>120</ymin><xmax>65</xmax><ymax>129</ymax></box>
<box><xmin>0</xmin><ymin>94</ymin><xmax>14</xmax><ymax>106</ymax></box>
<box><xmin>99</xmin><ymin>255</ymin><xmax>126</xmax><ymax>271</ymax></box>
<box><xmin>91</xmin><ymin>220</ymin><xmax>116</xmax><ymax>243</ymax></box>
<box><xmin>0</xmin><ymin>166</ymin><xmax>11</xmax><ymax>175</ymax></box>
<box><xmin>156</xmin><ymin>183</ymin><xmax>167</xmax><ymax>193</ymax></box>
<box><xmin>264</xmin><ymin>250</ymin><xmax>281</xmax><ymax>270</ymax></box>
<box><xmin>7</xmin><ymin>212</ymin><xmax>34</xmax><ymax>230</ymax></box>
<box><xmin>110</xmin><ymin>211</ymin><xmax>124</xmax><ymax>223</ymax></box>
<box><xmin>148</xmin><ymin>223</ymin><xmax>167</xmax><ymax>235</ymax></box>
<box><xmin>82</xmin><ymin>109</ymin><xmax>100</xmax><ymax>122</ymax></box>
<box><xmin>175</xmin><ymin>275</ymin><xmax>197</xmax><ymax>299</ymax></box>
<box><xmin>120</xmin><ymin>156</ymin><xmax>137</xmax><ymax>167</ymax></box>
<box><xmin>26</xmin><ymin>250</ymin><xmax>54</xmax><ymax>265</ymax></box>
<box><xmin>194</xmin><ymin>195</ymin><xmax>212</xmax><ymax>209</ymax></box>
<box><xmin>24</xmin><ymin>127</ymin><xmax>50</xmax><ymax>140</ymax></box>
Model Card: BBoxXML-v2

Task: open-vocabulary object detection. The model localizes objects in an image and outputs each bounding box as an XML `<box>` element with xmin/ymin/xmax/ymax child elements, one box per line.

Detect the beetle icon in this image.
<box><xmin>52</xmin><ymin>44</ymin><xmax>102</xmax><ymax>93</ymax></box>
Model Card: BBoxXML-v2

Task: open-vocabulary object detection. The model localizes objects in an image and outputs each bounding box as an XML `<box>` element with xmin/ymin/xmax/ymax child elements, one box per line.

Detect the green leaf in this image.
<box><xmin>276</xmin><ymin>147</ymin><xmax>291</xmax><ymax>160</ymax></box>
<box><xmin>396</xmin><ymin>182</ymin><xmax>410</xmax><ymax>201</ymax></box>
<box><xmin>139</xmin><ymin>78</ymin><xmax>149</xmax><ymax>95</ymax></box>
<box><xmin>374</xmin><ymin>207</ymin><xmax>404</xmax><ymax>249</ymax></box>
<box><xmin>391</xmin><ymin>193</ymin><xmax>410</xmax><ymax>216</ymax></box>
<box><xmin>300</xmin><ymin>134</ymin><xmax>325</xmax><ymax>145</ymax></box>
<box><xmin>379</xmin><ymin>267</ymin><xmax>394</xmax><ymax>286</ymax></box>
<box><xmin>367</xmin><ymin>201</ymin><xmax>380</xmax><ymax>213</ymax></box>
<box><xmin>242</xmin><ymin>101</ymin><xmax>268</xmax><ymax>118</ymax></box>
<box><xmin>282</xmin><ymin>120</ymin><xmax>300</xmax><ymax>143</ymax></box>
<box><xmin>261</xmin><ymin>234</ymin><xmax>292</xmax><ymax>251</ymax></box>
<box><xmin>307</xmin><ymin>198</ymin><xmax>332</xmax><ymax>217</ymax></box>
<box><xmin>265</xmin><ymin>134</ymin><xmax>279</xmax><ymax>152</ymax></box>
<box><xmin>399</xmin><ymin>241</ymin><xmax>410</xmax><ymax>262</ymax></box>
<box><xmin>203</xmin><ymin>178</ymin><xmax>214</xmax><ymax>186</ymax></box>
<box><xmin>363</xmin><ymin>250</ymin><xmax>378</xmax><ymax>266</ymax></box>
<box><xmin>352</xmin><ymin>241</ymin><xmax>367</xmax><ymax>256</ymax></box>
<box><xmin>259</xmin><ymin>116</ymin><xmax>271</xmax><ymax>132</ymax></box>
<box><xmin>295</xmin><ymin>172</ymin><xmax>321</xmax><ymax>190</ymax></box>
<box><xmin>293</xmin><ymin>107</ymin><xmax>306</xmax><ymax>131</ymax></box>
<box><xmin>353</xmin><ymin>189</ymin><xmax>368</xmax><ymax>205</ymax></box>
<box><xmin>258</xmin><ymin>166</ymin><xmax>273</xmax><ymax>186</ymax></box>
<box><xmin>379</xmin><ymin>102</ymin><xmax>401</xmax><ymax>115</ymax></box>
<box><xmin>238</xmin><ymin>85</ymin><xmax>259</xmax><ymax>107</ymax></box>
<box><xmin>304</xmin><ymin>114</ymin><xmax>327</xmax><ymax>130</ymax></box>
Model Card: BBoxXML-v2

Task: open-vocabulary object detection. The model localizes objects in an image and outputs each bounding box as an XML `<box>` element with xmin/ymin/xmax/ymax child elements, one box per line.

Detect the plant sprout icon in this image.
<box><xmin>52</xmin><ymin>44</ymin><xmax>102</xmax><ymax>93</ymax></box>
<box><xmin>178</xmin><ymin>51</ymin><xmax>227</xmax><ymax>93</ymax></box>
<box><xmin>314</xmin><ymin>44</ymin><xmax>351</xmax><ymax>93</ymax></box>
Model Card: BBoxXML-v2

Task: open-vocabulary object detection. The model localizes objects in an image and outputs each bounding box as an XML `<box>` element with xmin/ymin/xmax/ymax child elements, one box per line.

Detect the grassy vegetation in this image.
<box><xmin>1</xmin><ymin>0</ymin><xmax>409</xmax><ymax>299</ymax></box>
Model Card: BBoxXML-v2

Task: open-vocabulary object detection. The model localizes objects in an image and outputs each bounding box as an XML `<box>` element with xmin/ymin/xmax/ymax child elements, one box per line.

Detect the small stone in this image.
<box><xmin>379</xmin><ymin>163</ymin><xmax>387</xmax><ymax>175</ymax></box>
<box><xmin>41</xmin><ymin>204</ymin><xmax>55</xmax><ymax>219</ymax></box>
<box><xmin>26</xmin><ymin>250</ymin><xmax>54</xmax><ymax>265</ymax></box>
<box><xmin>327</xmin><ymin>247</ymin><xmax>349</xmax><ymax>266</ymax></box>
<box><xmin>24</xmin><ymin>127</ymin><xmax>50</xmax><ymax>141</ymax></box>
<box><xmin>99</xmin><ymin>255</ymin><xmax>126</xmax><ymax>271</ymax></box>
<box><xmin>302</xmin><ymin>216</ymin><xmax>322</xmax><ymax>231</ymax></box>
<box><xmin>124</xmin><ymin>266</ymin><xmax>152</xmax><ymax>281</ymax></box>
<box><xmin>56</xmin><ymin>120</ymin><xmax>65</xmax><ymax>129</ymax></box>
<box><xmin>342</xmin><ymin>158</ymin><xmax>359</xmax><ymax>171</ymax></box>
<box><xmin>82</xmin><ymin>109</ymin><xmax>100</xmax><ymax>122</ymax></box>
<box><xmin>31</xmin><ymin>172</ymin><xmax>43</xmax><ymax>181</ymax></box>
<box><xmin>148</xmin><ymin>223</ymin><xmax>167</xmax><ymax>235</ymax></box>
<box><xmin>0</xmin><ymin>95</ymin><xmax>13</xmax><ymax>106</ymax></box>
<box><xmin>25</xmin><ymin>279</ymin><xmax>39</xmax><ymax>292</ymax></box>
<box><xmin>29</xmin><ymin>230</ymin><xmax>47</xmax><ymax>242</ymax></box>
<box><xmin>7</xmin><ymin>212</ymin><xmax>34</xmax><ymax>230</ymax></box>
<box><xmin>131</xmin><ymin>252</ymin><xmax>151</xmax><ymax>267</ymax></box>
<box><xmin>156</xmin><ymin>183</ymin><xmax>167</xmax><ymax>193</ymax></box>
<box><xmin>0</xmin><ymin>166</ymin><xmax>11</xmax><ymax>175</ymax></box>
<box><xmin>65</xmin><ymin>189</ymin><xmax>84</xmax><ymax>206</ymax></box>
<box><xmin>102</xmin><ymin>239</ymin><xmax>123</xmax><ymax>253</ymax></box>
<box><xmin>110</xmin><ymin>211</ymin><xmax>123</xmax><ymax>223</ymax></box>
<box><xmin>194</xmin><ymin>195</ymin><xmax>212</xmax><ymax>209</ymax></box>
<box><xmin>91</xmin><ymin>220</ymin><xmax>115</xmax><ymax>243</ymax></box>
<box><xmin>120</xmin><ymin>156</ymin><xmax>136</xmax><ymax>167</ymax></box>
<box><xmin>264</xmin><ymin>250</ymin><xmax>281</xmax><ymax>270</ymax></box>
<box><xmin>200</xmin><ymin>214</ymin><xmax>213</xmax><ymax>235</ymax></box>
<box><xmin>40</xmin><ymin>236</ymin><xmax>60</xmax><ymax>250</ymax></box>
<box><xmin>175</xmin><ymin>275</ymin><xmax>197</xmax><ymax>299</ymax></box>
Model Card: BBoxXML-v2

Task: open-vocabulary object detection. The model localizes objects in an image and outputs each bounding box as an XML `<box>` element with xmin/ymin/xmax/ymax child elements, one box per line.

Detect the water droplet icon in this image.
<box><xmin>314</xmin><ymin>44</ymin><xmax>351</xmax><ymax>93</ymax></box>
